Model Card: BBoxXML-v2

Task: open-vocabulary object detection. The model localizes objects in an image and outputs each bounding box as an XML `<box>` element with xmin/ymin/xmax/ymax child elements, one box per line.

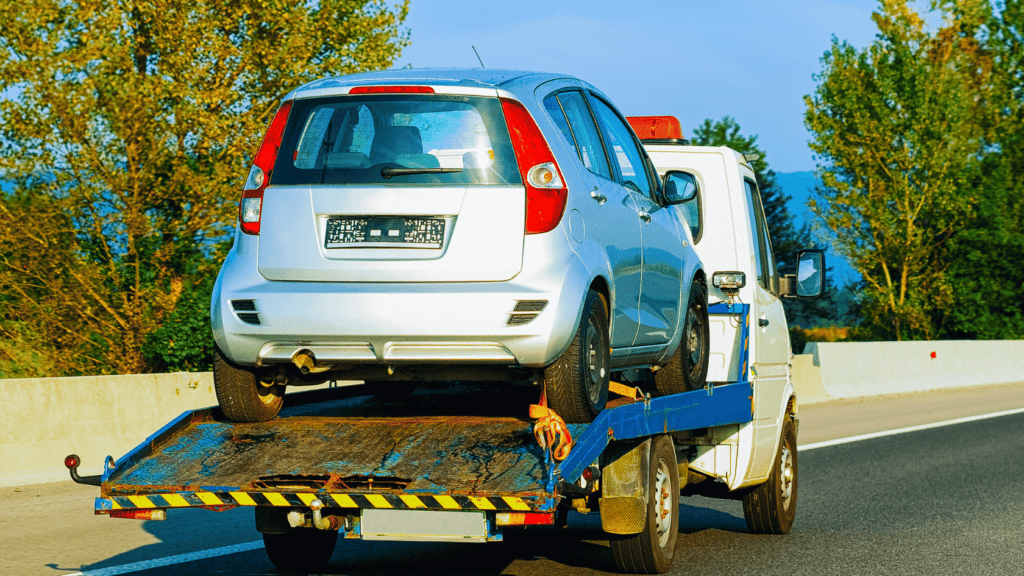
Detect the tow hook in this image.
<box><xmin>64</xmin><ymin>454</ymin><xmax>112</xmax><ymax>486</ymax></box>
<box><xmin>287</xmin><ymin>499</ymin><xmax>342</xmax><ymax>531</ymax></box>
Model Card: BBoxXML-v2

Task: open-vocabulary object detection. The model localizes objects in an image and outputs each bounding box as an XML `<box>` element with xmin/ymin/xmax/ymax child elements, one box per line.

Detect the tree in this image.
<box><xmin>941</xmin><ymin>0</ymin><xmax>1024</xmax><ymax>339</ymax></box>
<box><xmin>804</xmin><ymin>0</ymin><xmax>993</xmax><ymax>340</ymax></box>
<box><xmin>0</xmin><ymin>0</ymin><xmax>409</xmax><ymax>375</ymax></box>
<box><xmin>691</xmin><ymin>117</ymin><xmax>838</xmax><ymax>329</ymax></box>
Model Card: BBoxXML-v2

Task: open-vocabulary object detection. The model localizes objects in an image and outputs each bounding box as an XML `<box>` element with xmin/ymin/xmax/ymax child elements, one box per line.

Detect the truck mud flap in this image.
<box><xmin>599</xmin><ymin>438</ymin><xmax>651</xmax><ymax>535</ymax></box>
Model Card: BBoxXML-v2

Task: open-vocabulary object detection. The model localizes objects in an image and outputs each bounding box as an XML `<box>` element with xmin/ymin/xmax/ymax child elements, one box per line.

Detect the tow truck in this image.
<box><xmin>66</xmin><ymin>116</ymin><xmax>825</xmax><ymax>574</ymax></box>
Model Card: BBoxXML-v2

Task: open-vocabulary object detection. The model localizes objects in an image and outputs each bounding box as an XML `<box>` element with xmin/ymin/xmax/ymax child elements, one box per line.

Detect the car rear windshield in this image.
<box><xmin>271</xmin><ymin>94</ymin><xmax>522</xmax><ymax>186</ymax></box>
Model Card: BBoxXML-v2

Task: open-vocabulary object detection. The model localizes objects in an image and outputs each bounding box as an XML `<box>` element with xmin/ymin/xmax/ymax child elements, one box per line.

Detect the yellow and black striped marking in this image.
<box><xmin>96</xmin><ymin>492</ymin><xmax>537</xmax><ymax>513</ymax></box>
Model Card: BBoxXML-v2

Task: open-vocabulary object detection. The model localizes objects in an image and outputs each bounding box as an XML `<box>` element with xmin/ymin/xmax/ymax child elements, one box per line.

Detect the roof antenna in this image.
<box><xmin>472</xmin><ymin>46</ymin><xmax>485</xmax><ymax>68</ymax></box>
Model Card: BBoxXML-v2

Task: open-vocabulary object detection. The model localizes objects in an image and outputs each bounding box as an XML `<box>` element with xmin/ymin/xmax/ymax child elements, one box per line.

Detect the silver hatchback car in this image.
<box><xmin>212</xmin><ymin>69</ymin><xmax>708</xmax><ymax>423</ymax></box>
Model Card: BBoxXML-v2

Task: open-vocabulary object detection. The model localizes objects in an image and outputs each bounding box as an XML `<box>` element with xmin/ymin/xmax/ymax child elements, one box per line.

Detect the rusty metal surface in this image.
<box><xmin>105</xmin><ymin>384</ymin><xmax>553</xmax><ymax>498</ymax></box>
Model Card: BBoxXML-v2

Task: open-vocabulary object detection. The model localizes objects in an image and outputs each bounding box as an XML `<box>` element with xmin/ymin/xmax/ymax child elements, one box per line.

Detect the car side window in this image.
<box><xmin>744</xmin><ymin>178</ymin><xmax>777</xmax><ymax>293</ymax></box>
<box><xmin>588</xmin><ymin>95</ymin><xmax>654</xmax><ymax>195</ymax></box>
<box><xmin>543</xmin><ymin>91</ymin><xmax>612</xmax><ymax>180</ymax></box>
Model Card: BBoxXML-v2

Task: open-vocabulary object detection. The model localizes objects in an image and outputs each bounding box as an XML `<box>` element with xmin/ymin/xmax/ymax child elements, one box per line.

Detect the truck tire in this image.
<box><xmin>263</xmin><ymin>527</ymin><xmax>338</xmax><ymax>572</ymax></box>
<box><xmin>544</xmin><ymin>289</ymin><xmax>610</xmax><ymax>423</ymax></box>
<box><xmin>742</xmin><ymin>416</ymin><xmax>797</xmax><ymax>534</ymax></box>
<box><xmin>654</xmin><ymin>278</ymin><xmax>709</xmax><ymax>396</ymax></box>
<box><xmin>609</xmin><ymin>434</ymin><xmax>679</xmax><ymax>573</ymax></box>
<box><xmin>214</xmin><ymin>347</ymin><xmax>283</xmax><ymax>422</ymax></box>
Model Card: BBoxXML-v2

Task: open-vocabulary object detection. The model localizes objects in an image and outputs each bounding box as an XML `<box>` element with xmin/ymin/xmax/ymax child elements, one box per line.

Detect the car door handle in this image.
<box><xmin>638</xmin><ymin>209</ymin><xmax>652</xmax><ymax>223</ymax></box>
<box><xmin>590</xmin><ymin>189</ymin><xmax>607</xmax><ymax>205</ymax></box>
<box><xmin>758</xmin><ymin>317</ymin><xmax>769</xmax><ymax>327</ymax></box>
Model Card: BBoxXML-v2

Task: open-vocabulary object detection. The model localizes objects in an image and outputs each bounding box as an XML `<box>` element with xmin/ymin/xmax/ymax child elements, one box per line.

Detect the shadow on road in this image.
<box><xmin>51</xmin><ymin>500</ymin><xmax>749</xmax><ymax>575</ymax></box>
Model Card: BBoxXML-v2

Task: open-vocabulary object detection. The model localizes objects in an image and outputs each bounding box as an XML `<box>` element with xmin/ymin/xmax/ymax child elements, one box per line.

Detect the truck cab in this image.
<box><xmin>631</xmin><ymin>115</ymin><xmax>825</xmax><ymax>494</ymax></box>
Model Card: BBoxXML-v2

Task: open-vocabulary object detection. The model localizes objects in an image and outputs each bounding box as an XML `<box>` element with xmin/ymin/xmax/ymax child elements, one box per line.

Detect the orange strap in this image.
<box><xmin>608</xmin><ymin>381</ymin><xmax>644</xmax><ymax>401</ymax></box>
<box><xmin>529</xmin><ymin>389</ymin><xmax>573</xmax><ymax>462</ymax></box>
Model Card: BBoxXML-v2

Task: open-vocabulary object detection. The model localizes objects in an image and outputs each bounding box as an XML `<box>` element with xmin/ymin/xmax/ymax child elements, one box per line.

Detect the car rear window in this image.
<box><xmin>271</xmin><ymin>95</ymin><xmax>522</xmax><ymax>186</ymax></box>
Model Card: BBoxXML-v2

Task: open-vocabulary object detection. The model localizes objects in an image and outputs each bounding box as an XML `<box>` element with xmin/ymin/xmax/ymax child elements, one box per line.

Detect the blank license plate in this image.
<box><xmin>324</xmin><ymin>217</ymin><xmax>445</xmax><ymax>248</ymax></box>
<box><xmin>360</xmin><ymin>509</ymin><xmax>488</xmax><ymax>542</ymax></box>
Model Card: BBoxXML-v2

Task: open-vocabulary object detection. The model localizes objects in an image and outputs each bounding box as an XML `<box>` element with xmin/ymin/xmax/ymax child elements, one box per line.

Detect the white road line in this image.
<box><xmin>800</xmin><ymin>407</ymin><xmax>1024</xmax><ymax>451</ymax></box>
<box><xmin>63</xmin><ymin>541</ymin><xmax>264</xmax><ymax>576</ymax></box>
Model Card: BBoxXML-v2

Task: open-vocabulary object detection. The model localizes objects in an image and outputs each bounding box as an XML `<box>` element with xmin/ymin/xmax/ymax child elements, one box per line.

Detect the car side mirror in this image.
<box><xmin>662</xmin><ymin>171</ymin><xmax>699</xmax><ymax>204</ymax></box>
<box><xmin>781</xmin><ymin>249</ymin><xmax>825</xmax><ymax>298</ymax></box>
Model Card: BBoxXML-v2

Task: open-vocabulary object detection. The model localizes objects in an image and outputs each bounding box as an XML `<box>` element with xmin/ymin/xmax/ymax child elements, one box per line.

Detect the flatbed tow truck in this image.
<box><xmin>65</xmin><ymin>306</ymin><xmax>762</xmax><ymax>574</ymax></box>
<box><xmin>66</xmin><ymin>117</ymin><xmax>824</xmax><ymax>573</ymax></box>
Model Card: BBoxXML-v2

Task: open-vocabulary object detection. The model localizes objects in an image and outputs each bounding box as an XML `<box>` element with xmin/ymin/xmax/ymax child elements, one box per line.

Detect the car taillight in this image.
<box><xmin>239</xmin><ymin>100</ymin><xmax>293</xmax><ymax>235</ymax></box>
<box><xmin>500</xmin><ymin>98</ymin><xmax>567</xmax><ymax>235</ymax></box>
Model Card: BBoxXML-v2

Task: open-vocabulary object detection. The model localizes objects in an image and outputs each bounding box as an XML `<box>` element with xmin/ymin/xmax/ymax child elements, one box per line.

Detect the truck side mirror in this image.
<box><xmin>662</xmin><ymin>171</ymin><xmax>699</xmax><ymax>204</ymax></box>
<box><xmin>780</xmin><ymin>249</ymin><xmax>826</xmax><ymax>298</ymax></box>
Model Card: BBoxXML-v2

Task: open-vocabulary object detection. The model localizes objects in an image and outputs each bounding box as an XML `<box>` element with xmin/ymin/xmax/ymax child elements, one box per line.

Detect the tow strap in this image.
<box><xmin>529</xmin><ymin>388</ymin><xmax>573</xmax><ymax>462</ymax></box>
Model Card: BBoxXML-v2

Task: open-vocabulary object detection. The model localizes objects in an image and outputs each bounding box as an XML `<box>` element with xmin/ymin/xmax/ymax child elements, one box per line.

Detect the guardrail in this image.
<box><xmin>3</xmin><ymin>340</ymin><xmax>1022</xmax><ymax>487</ymax></box>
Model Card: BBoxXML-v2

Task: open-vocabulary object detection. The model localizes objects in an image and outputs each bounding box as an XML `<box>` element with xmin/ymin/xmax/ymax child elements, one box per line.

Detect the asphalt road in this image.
<box><xmin>4</xmin><ymin>383</ymin><xmax>1024</xmax><ymax>576</ymax></box>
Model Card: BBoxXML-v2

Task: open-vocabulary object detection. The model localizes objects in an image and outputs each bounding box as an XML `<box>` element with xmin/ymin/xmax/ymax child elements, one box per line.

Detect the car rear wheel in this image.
<box><xmin>654</xmin><ymin>278</ymin><xmax>709</xmax><ymax>396</ymax></box>
<box><xmin>263</xmin><ymin>527</ymin><xmax>338</xmax><ymax>573</ymax></box>
<box><xmin>214</xmin><ymin>347</ymin><xmax>284</xmax><ymax>422</ymax></box>
<box><xmin>543</xmin><ymin>289</ymin><xmax>610</xmax><ymax>423</ymax></box>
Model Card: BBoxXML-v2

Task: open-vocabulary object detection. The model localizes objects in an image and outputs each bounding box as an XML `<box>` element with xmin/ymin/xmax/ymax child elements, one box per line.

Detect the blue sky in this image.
<box><xmin>392</xmin><ymin>0</ymin><xmax>883</xmax><ymax>174</ymax></box>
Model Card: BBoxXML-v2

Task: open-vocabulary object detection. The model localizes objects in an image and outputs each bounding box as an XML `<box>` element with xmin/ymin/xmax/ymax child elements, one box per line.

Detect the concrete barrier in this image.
<box><xmin>801</xmin><ymin>340</ymin><xmax>1024</xmax><ymax>402</ymax></box>
<box><xmin>0</xmin><ymin>373</ymin><xmax>343</xmax><ymax>487</ymax></box>
<box><xmin>3</xmin><ymin>340</ymin><xmax>1022</xmax><ymax>487</ymax></box>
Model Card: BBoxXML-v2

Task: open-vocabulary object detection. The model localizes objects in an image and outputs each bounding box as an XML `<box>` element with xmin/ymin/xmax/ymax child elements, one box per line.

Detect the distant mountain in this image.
<box><xmin>775</xmin><ymin>171</ymin><xmax>860</xmax><ymax>286</ymax></box>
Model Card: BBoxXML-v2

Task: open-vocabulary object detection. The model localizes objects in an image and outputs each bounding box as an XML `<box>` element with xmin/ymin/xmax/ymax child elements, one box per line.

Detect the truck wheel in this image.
<box><xmin>610</xmin><ymin>434</ymin><xmax>679</xmax><ymax>573</ymax></box>
<box><xmin>214</xmin><ymin>347</ymin><xmax>283</xmax><ymax>422</ymax></box>
<box><xmin>263</xmin><ymin>527</ymin><xmax>338</xmax><ymax>572</ymax></box>
<box><xmin>654</xmin><ymin>278</ymin><xmax>709</xmax><ymax>396</ymax></box>
<box><xmin>544</xmin><ymin>289</ymin><xmax>610</xmax><ymax>423</ymax></box>
<box><xmin>742</xmin><ymin>416</ymin><xmax>797</xmax><ymax>534</ymax></box>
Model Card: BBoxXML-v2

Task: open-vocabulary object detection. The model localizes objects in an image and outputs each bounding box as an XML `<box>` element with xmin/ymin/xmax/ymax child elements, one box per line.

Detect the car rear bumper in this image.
<box><xmin>212</xmin><ymin>268</ymin><xmax>588</xmax><ymax>371</ymax></box>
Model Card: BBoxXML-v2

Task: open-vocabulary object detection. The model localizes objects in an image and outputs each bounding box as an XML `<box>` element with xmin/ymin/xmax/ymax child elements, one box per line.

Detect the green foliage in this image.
<box><xmin>0</xmin><ymin>0</ymin><xmax>409</xmax><ymax>375</ymax></box>
<box><xmin>142</xmin><ymin>278</ymin><xmax>215</xmax><ymax>373</ymax></box>
<box><xmin>804</xmin><ymin>0</ymin><xmax>994</xmax><ymax>340</ymax></box>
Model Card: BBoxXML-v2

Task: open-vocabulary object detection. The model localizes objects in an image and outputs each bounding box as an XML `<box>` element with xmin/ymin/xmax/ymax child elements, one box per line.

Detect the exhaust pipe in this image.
<box><xmin>292</xmin><ymin>350</ymin><xmax>334</xmax><ymax>375</ymax></box>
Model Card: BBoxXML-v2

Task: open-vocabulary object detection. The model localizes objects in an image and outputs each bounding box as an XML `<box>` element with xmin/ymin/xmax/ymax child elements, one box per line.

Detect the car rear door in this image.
<box><xmin>541</xmin><ymin>88</ymin><xmax>642</xmax><ymax>349</ymax></box>
<box><xmin>588</xmin><ymin>94</ymin><xmax>683</xmax><ymax>347</ymax></box>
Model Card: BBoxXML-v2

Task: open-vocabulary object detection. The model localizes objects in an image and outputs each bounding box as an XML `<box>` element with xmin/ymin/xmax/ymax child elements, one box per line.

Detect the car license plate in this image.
<box><xmin>324</xmin><ymin>217</ymin><xmax>445</xmax><ymax>248</ymax></box>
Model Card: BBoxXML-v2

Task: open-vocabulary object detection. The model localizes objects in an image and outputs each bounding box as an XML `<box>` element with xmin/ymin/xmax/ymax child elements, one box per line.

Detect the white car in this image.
<box><xmin>211</xmin><ymin>69</ymin><xmax>708</xmax><ymax>423</ymax></box>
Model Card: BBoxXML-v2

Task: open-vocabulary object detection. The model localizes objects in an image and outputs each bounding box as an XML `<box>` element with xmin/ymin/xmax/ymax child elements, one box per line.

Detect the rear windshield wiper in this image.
<box><xmin>381</xmin><ymin>167</ymin><xmax>464</xmax><ymax>179</ymax></box>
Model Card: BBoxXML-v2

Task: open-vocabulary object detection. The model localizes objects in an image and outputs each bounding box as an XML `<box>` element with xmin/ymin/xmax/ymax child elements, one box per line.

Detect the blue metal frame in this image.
<box><xmin>556</xmin><ymin>302</ymin><xmax>754</xmax><ymax>485</ymax></box>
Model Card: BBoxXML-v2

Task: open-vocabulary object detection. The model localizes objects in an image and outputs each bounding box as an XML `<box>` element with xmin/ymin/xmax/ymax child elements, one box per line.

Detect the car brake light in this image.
<box><xmin>349</xmin><ymin>86</ymin><xmax>435</xmax><ymax>94</ymax></box>
<box><xmin>239</xmin><ymin>100</ymin><xmax>293</xmax><ymax>235</ymax></box>
<box><xmin>500</xmin><ymin>98</ymin><xmax>567</xmax><ymax>235</ymax></box>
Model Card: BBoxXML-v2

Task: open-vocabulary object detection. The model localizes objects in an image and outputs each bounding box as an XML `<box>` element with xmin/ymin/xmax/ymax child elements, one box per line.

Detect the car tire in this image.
<box><xmin>214</xmin><ymin>346</ymin><xmax>283</xmax><ymax>422</ymax></box>
<box><xmin>543</xmin><ymin>289</ymin><xmax>610</xmax><ymax>423</ymax></box>
<box><xmin>609</xmin><ymin>434</ymin><xmax>679</xmax><ymax>573</ymax></box>
<box><xmin>654</xmin><ymin>278</ymin><xmax>709</xmax><ymax>396</ymax></box>
<box><xmin>263</xmin><ymin>527</ymin><xmax>338</xmax><ymax>573</ymax></box>
<box><xmin>742</xmin><ymin>416</ymin><xmax>798</xmax><ymax>534</ymax></box>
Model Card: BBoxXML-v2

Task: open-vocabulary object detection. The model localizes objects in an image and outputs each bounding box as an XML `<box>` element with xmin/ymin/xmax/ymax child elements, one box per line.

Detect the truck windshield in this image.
<box><xmin>271</xmin><ymin>95</ymin><xmax>521</xmax><ymax>186</ymax></box>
